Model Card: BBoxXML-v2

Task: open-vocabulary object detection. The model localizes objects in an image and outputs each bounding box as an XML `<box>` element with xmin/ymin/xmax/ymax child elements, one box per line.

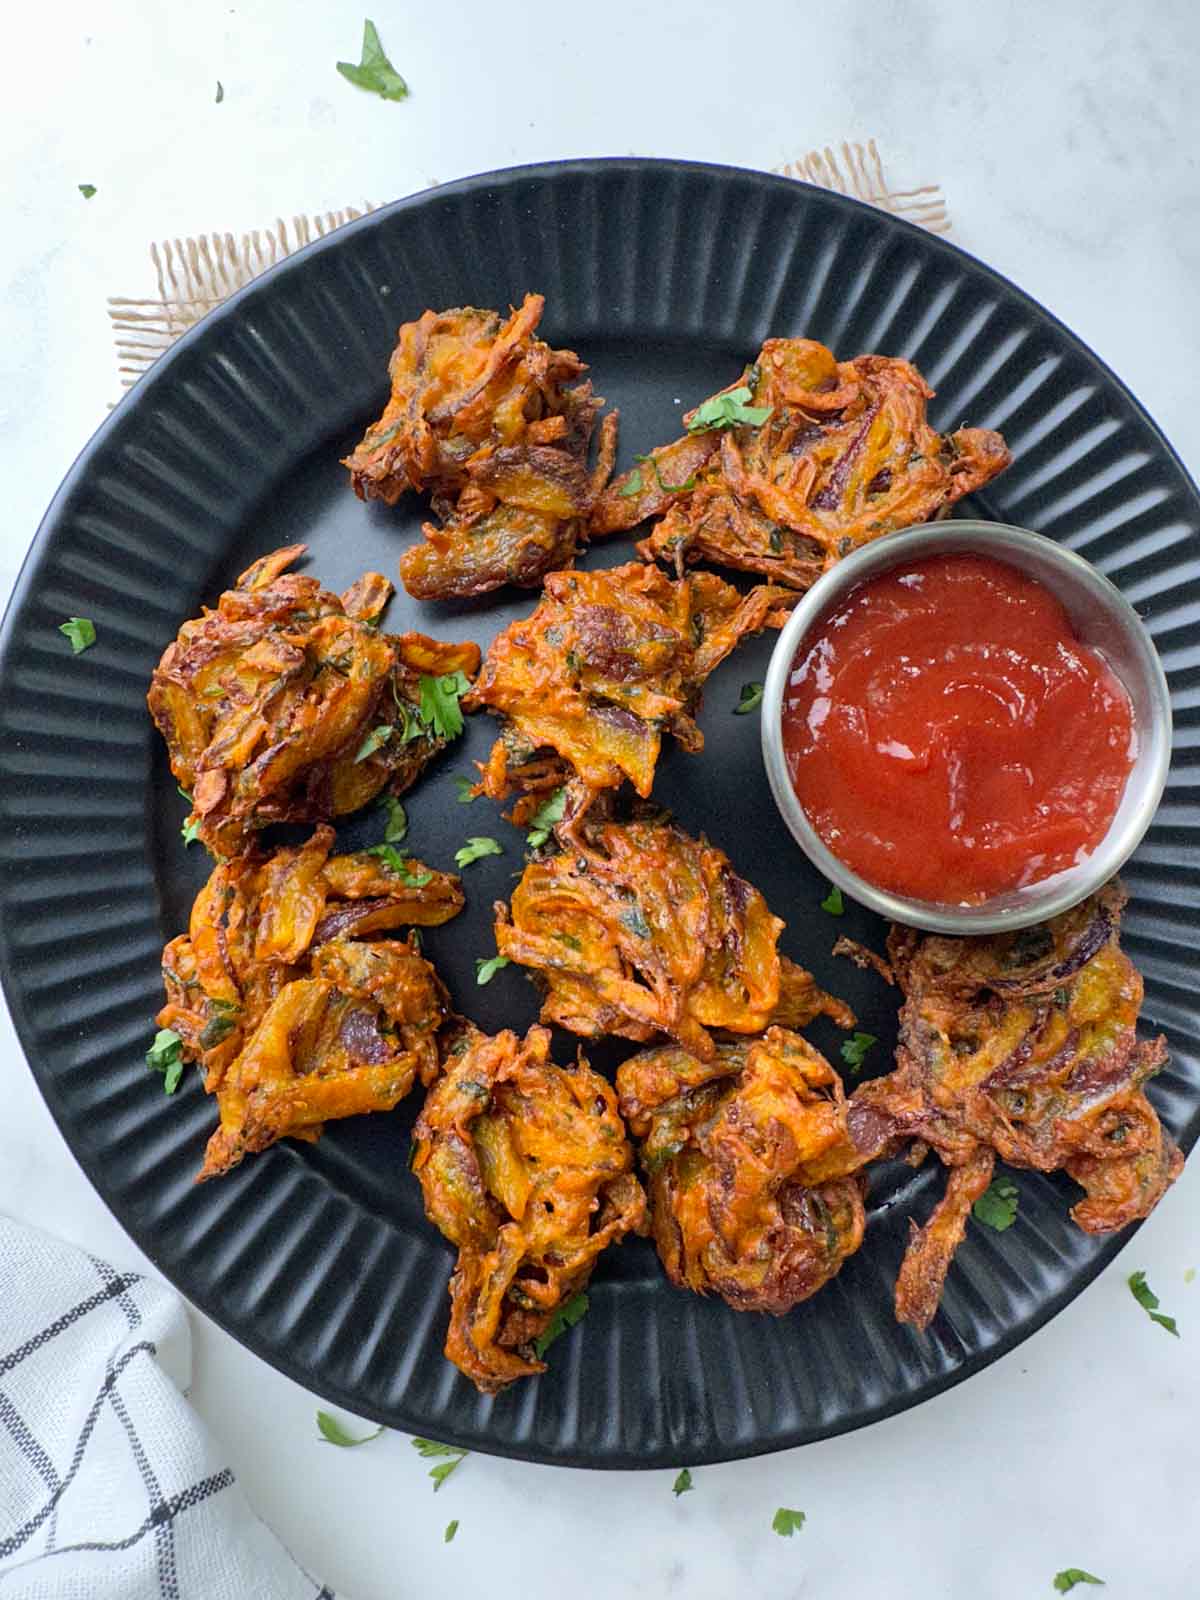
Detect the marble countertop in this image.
<box><xmin>2</xmin><ymin>2</ymin><xmax>1198</xmax><ymax>1595</ymax></box>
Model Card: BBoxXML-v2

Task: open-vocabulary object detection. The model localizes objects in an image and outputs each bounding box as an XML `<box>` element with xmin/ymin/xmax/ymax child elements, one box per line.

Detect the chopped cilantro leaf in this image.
<box><xmin>316</xmin><ymin>1410</ymin><xmax>383</xmax><ymax>1447</ymax></box>
<box><xmin>59</xmin><ymin>617</ymin><xmax>96</xmax><ymax>653</ymax></box>
<box><xmin>820</xmin><ymin>885</ymin><xmax>845</xmax><ymax>916</ymax></box>
<box><xmin>379</xmin><ymin>795</ymin><xmax>408</xmax><ymax>843</ymax></box>
<box><xmin>453</xmin><ymin>775</ymin><xmax>478</xmax><ymax>804</ymax></box>
<box><xmin>444</xmin><ymin>1519</ymin><xmax>459</xmax><ymax>1543</ymax></box>
<box><xmin>973</xmin><ymin>1176</ymin><xmax>1020</xmax><ymax>1231</ymax></box>
<box><xmin>533</xmin><ymin>1291</ymin><xmax>589</xmax><ymax>1357</ymax></box>
<box><xmin>687</xmin><ymin>385</ymin><xmax>772</xmax><ymax>435</ymax></box>
<box><xmin>411</xmin><ymin>1437</ymin><xmax>468</xmax><ymax>1490</ymax></box>
<box><xmin>1128</xmin><ymin>1269</ymin><xmax>1180</xmax><ymax>1336</ymax></box>
<box><xmin>336</xmin><ymin>19</ymin><xmax>409</xmax><ymax>101</ymax></box>
<box><xmin>78</xmin><ymin>184</ymin><xmax>97</xmax><ymax>200</ymax></box>
<box><xmin>526</xmin><ymin>787</ymin><xmax>566</xmax><ymax>848</ymax></box>
<box><xmin>354</xmin><ymin>724</ymin><xmax>393</xmax><ymax>763</ymax></box>
<box><xmin>364</xmin><ymin>843</ymin><xmax>432</xmax><ymax>887</ymax></box>
<box><xmin>672</xmin><ymin>1468</ymin><xmax>693</xmax><ymax>1497</ymax></box>
<box><xmin>146</xmin><ymin>1028</ymin><xmax>184</xmax><ymax>1094</ymax></box>
<box><xmin>840</xmin><ymin>1032</ymin><xmax>877</xmax><ymax>1074</ymax></box>
<box><xmin>454</xmin><ymin>836</ymin><xmax>503</xmax><ymax>869</ymax></box>
<box><xmin>419</xmin><ymin>671</ymin><xmax>470</xmax><ymax>740</ymax></box>
<box><xmin>734</xmin><ymin>681</ymin><xmax>763</xmax><ymax>715</ymax></box>
<box><xmin>772</xmin><ymin>1507</ymin><xmax>806</xmax><ymax>1537</ymax></box>
<box><xmin>1053</xmin><ymin>1571</ymin><xmax>1105</xmax><ymax>1593</ymax></box>
<box><xmin>475</xmin><ymin>955</ymin><xmax>511</xmax><ymax>985</ymax></box>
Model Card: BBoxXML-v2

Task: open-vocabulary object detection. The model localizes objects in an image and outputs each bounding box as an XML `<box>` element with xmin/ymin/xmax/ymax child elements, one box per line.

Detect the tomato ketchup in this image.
<box><xmin>782</xmin><ymin>553</ymin><xmax>1136</xmax><ymax>903</ymax></box>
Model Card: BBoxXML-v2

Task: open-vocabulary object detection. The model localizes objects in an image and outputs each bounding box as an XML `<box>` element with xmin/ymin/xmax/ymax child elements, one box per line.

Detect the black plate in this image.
<box><xmin>3</xmin><ymin>159</ymin><xmax>1198</xmax><ymax>1468</ymax></box>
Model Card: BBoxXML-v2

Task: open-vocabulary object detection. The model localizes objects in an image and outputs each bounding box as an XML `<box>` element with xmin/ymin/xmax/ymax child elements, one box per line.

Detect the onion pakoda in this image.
<box><xmin>466</xmin><ymin>561</ymin><xmax>789</xmax><ymax>809</ymax></box>
<box><xmin>849</xmin><ymin>885</ymin><xmax>1182</xmax><ymax>1330</ymax></box>
<box><xmin>411</xmin><ymin>1026</ymin><xmax>646</xmax><ymax>1392</ymax></box>
<box><xmin>617</xmin><ymin>1027</ymin><xmax>866</xmax><ymax>1312</ymax></box>
<box><xmin>343</xmin><ymin>293</ymin><xmax>618</xmax><ymax>600</ymax></box>
<box><xmin>157</xmin><ymin>825</ymin><xmax>462</xmax><ymax>1179</ymax></box>
<box><xmin>495</xmin><ymin>818</ymin><xmax>853</xmax><ymax>1060</ymax></box>
<box><xmin>149</xmin><ymin>545</ymin><xmax>480</xmax><ymax>856</ymax></box>
<box><xmin>592</xmin><ymin>338</ymin><xmax>1010</xmax><ymax>590</ymax></box>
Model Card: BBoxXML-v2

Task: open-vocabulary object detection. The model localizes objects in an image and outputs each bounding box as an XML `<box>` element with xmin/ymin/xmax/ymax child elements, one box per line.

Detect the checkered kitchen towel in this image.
<box><xmin>0</xmin><ymin>1217</ymin><xmax>338</xmax><ymax>1599</ymax></box>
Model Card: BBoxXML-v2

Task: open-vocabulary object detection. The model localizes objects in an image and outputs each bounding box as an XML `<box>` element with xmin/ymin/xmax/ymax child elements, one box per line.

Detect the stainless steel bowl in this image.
<box><xmin>760</xmin><ymin>520</ymin><xmax>1172</xmax><ymax>934</ymax></box>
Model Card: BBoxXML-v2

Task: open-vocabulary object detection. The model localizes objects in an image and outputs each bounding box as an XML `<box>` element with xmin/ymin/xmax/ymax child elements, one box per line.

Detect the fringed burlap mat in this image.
<box><xmin>107</xmin><ymin>141</ymin><xmax>947</xmax><ymax>399</ymax></box>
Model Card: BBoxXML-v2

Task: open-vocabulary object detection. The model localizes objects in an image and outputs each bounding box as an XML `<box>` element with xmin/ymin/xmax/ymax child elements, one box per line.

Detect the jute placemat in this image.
<box><xmin>107</xmin><ymin>141</ymin><xmax>947</xmax><ymax>399</ymax></box>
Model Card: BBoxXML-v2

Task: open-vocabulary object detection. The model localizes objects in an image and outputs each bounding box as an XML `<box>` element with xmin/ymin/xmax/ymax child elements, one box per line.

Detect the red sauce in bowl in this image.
<box><xmin>781</xmin><ymin>552</ymin><xmax>1136</xmax><ymax>903</ymax></box>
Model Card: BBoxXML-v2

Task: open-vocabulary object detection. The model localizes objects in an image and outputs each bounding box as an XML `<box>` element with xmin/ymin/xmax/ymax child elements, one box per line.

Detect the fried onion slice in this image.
<box><xmin>148</xmin><ymin>545</ymin><xmax>480</xmax><ymax>856</ymax></box>
<box><xmin>466</xmin><ymin>561</ymin><xmax>789</xmax><ymax>807</ymax></box>
<box><xmin>156</xmin><ymin>826</ymin><xmax>460</xmax><ymax>1178</ymax></box>
<box><xmin>411</xmin><ymin>1026</ymin><xmax>646</xmax><ymax>1393</ymax></box>
<box><xmin>495</xmin><ymin>818</ymin><xmax>852</xmax><ymax>1060</ymax></box>
<box><xmin>592</xmin><ymin>338</ymin><xmax>1010</xmax><ymax>589</ymax></box>
<box><xmin>343</xmin><ymin>293</ymin><xmax>618</xmax><ymax>598</ymax></box>
<box><xmin>617</xmin><ymin>1027</ymin><xmax>866</xmax><ymax>1313</ymax></box>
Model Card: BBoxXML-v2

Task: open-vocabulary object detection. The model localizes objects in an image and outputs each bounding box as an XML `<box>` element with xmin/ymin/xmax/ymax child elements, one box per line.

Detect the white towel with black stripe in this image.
<box><xmin>0</xmin><ymin>1216</ymin><xmax>339</xmax><ymax>1599</ymax></box>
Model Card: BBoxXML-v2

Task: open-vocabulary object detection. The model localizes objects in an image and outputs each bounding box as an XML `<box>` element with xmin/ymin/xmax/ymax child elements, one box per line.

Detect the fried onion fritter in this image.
<box><xmin>617</xmin><ymin>1027</ymin><xmax>866</xmax><ymax>1313</ymax></box>
<box><xmin>495</xmin><ymin>818</ymin><xmax>853</xmax><ymax>1061</ymax></box>
<box><xmin>845</xmin><ymin>884</ymin><xmax>1182</xmax><ymax>1330</ymax></box>
<box><xmin>148</xmin><ymin>545</ymin><xmax>480</xmax><ymax>856</ymax></box>
<box><xmin>156</xmin><ymin>825</ymin><xmax>461</xmax><ymax>1179</ymax></box>
<box><xmin>342</xmin><ymin>293</ymin><xmax>618</xmax><ymax>599</ymax></box>
<box><xmin>592</xmin><ymin>338</ymin><xmax>1010</xmax><ymax>589</ymax></box>
<box><xmin>466</xmin><ymin>561</ymin><xmax>789</xmax><ymax>807</ymax></box>
<box><xmin>411</xmin><ymin>1026</ymin><xmax>646</xmax><ymax>1393</ymax></box>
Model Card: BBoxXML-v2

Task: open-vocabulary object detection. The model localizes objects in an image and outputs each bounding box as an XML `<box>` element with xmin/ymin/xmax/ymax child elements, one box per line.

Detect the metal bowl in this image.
<box><xmin>760</xmin><ymin>520</ymin><xmax>1172</xmax><ymax>934</ymax></box>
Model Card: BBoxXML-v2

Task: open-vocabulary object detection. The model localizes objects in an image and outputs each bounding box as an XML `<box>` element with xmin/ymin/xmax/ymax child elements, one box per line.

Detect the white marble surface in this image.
<box><xmin>2</xmin><ymin>3</ymin><xmax>1199</xmax><ymax>1596</ymax></box>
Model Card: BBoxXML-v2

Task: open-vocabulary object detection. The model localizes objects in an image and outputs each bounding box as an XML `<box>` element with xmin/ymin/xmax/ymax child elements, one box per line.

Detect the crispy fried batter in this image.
<box><xmin>465</xmin><ymin>561</ymin><xmax>789</xmax><ymax>807</ymax></box>
<box><xmin>411</xmin><ymin>1026</ymin><xmax>646</xmax><ymax>1393</ymax></box>
<box><xmin>343</xmin><ymin>293</ymin><xmax>618</xmax><ymax>599</ymax></box>
<box><xmin>156</xmin><ymin>825</ymin><xmax>461</xmax><ymax>1179</ymax></box>
<box><xmin>592</xmin><ymin>338</ymin><xmax>1010</xmax><ymax>589</ymax></box>
<box><xmin>495</xmin><ymin>818</ymin><xmax>853</xmax><ymax>1061</ymax></box>
<box><xmin>617</xmin><ymin>1027</ymin><xmax>866</xmax><ymax>1312</ymax></box>
<box><xmin>846</xmin><ymin>885</ymin><xmax>1182</xmax><ymax>1329</ymax></box>
<box><xmin>148</xmin><ymin>545</ymin><xmax>480</xmax><ymax>856</ymax></box>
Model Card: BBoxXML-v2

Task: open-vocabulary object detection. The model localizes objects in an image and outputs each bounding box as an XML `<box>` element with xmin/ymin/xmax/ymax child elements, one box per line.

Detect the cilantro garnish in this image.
<box><xmin>364</xmin><ymin>843</ymin><xmax>432</xmax><ymax>887</ymax></box>
<box><xmin>419</xmin><ymin>671</ymin><xmax>470</xmax><ymax>739</ymax></box>
<box><xmin>455</xmin><ymin>837</ymin><xmax>502</xmax><ymax>869</ymax></box>
<box><xmin>475</xmin><ymin>954</ymin><xmax>511</xmax><ymax>985</ymax></box>
<box><xmin>734</xmin><ymin>681</ymin><xmax>763</xmax><ymax>715</ymax></box>
<box><xmin>1053</xmin><ymin>1571</ymin><xmax>1105</xmax><ymax>1593</ymax></box>
<box><xmin>354</xmin><ymin>724</ymin><xmax>393</xmax><ymax>763</ymax></box>
<box><xmin>672</xmin><ymin>1468</ymin><xmax>693</xmax><ymax>1497</ymax></box>
<box><xmin>444</xmin><ymin>1519</ymin><xmax>459</xmax><ymax>1543</ymax></box>
<box><xmin>1128</xmin><ymin>1269</ymin><xmax>1180</xmax><ymax>1337</ymax></box>
<box><xmin>146</xmin><ymin>1028</ymin><xmax>184</xmax><ymax>1094</ymax></box>
<box><xmin>772</xmin><ymin>1508</ymin><xmax>806</xmax><ymax>1537</ymax></box>
<box><xmin>379</xmin><ymin>795</ymin><xmax>408</xmax><ymax>844</ymax></box>
<box><xmin>533</xmin><ymin>1291</ymin><xmax>589</xmax><ymax>1357</ymax></box>
<box><xmin>526</xmin><ymin>787</ymin><xmax>566</xmax><ymax>849</ymax></box>
<box><xmin>840</xmin><ymin>1032</ymin><xmax>877</xmax><ymax>1074</ymax></box>
<box><xmin>59</xmin><ymin>617</ymin><xmax>96</xmax><ymax>653</ymax></box>
<box><xmin>316</xmin><ymin>1410</ymin><xmax>383</xmax><ymax>1448</ymax></box>
<box><xmin>973</xmin><ymin>1176</ymin><xmax>1020</xmax><ymax>1232</ymax></box>
<box><xmin>336</xmin><ymin>19</ymin><xmax>409</xmax><ymax>101</ymax></box>
<box><xmin>820</xmin><ymin>885</ymin><xmax>845</xmax><ymax>916</ymax></box>
<box><xmin>687</xmin><ymin>385</ymin><xmax>772</xmax><ymax>435</ymax></box>
<box><xmin>78</xmin><ymin>184</ymin><xmax>97</xmax><ymax>200</ymax></box>
<box><xmin>453</xmin><ymin>775</ymin><xmax>477</xmax><ymax>804</ymax></box>
<box><xmin>411</xmin><ymin>1437</ymin><xmax>468</xmax><ymax>1491</ymax></box>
